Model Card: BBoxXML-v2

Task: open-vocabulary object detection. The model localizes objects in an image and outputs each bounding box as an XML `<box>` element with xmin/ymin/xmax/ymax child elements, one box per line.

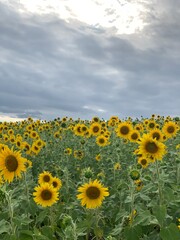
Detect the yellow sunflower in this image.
<box><xmin>31</xmin><ymin>143</ymin><xmax>41</xmax><ymax>155</ymax></box>
<box><xmin>74</xmin><ymin>150</ymin><xmax>84</xmax><ymax>160</ymax></box>
<box><xmin>162</xmin><ymin>121</ymin><xmax>179</xmax><ymax>138</ymax></box>
<box><xmin>137</xmin><ymin>157</ymin><xmax>149</xmax><ymax>168</ymax></box>
<box><xmin>116</xmin><ymin>122</ymin><xmax>133</xmax><ymax>139</ymax></box>
<box><xmin>149</xmin><ymin>128</ymin><xmax>164</xmax><ymax>142</ymax></box>
<box><xmin>95</xmin><ymin>154</ymin><xmax>101</xmax><ymax>161</ymax></box>
<box><xmin>38</xmin><ymin>171</ymin><xmax>53</xmax><ymax>185</ymax></box>
<box><xmin>77</xmin><ymin>179</ymin><xmax>109</xmax><ymax>209</ymax></box>
<box><xmin>146</xmin><ymin>119</ymin><xmax>156</xmax><ymax>131</ymax></box>
<box><xmin>137</xmin><ymin>134</ymin><xmax>166</xmax><ymax>160</ymax></box>
<box><xmin>89</xmin><ymin>122</ymin><xmax>102</xmax><ymax>136</ymax></box>
<box><xmin>0</xmin><ymin>147</ymin><xmax>27</xmax><ymax>183</ymax></box>
<box><xmin>128</xmin><ymin>130</ymin><xmax>140</xmax><ymax>142</ymax></box>
<box><xmin>51</xmin><ymin>177</ymin><xmax>62</xmax><ymax>191</ymax></box>
<box><xmin>64</xmin><ymin>148</ymin><xmax>72</xmax><ymax>155</ymax></box>
<box><xmin>96</xmin><ymin>135</ymin><xmax>109</xmax><ymax>147</ymax></box>
<box><xmin>33</xmin><ymin>183</ymin><xmax>59</xmax><ymax>207</ymax></box>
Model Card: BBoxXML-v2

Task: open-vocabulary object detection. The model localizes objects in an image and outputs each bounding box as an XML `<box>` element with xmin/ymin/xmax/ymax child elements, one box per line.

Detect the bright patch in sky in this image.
<box><xmin>13</xmin><ymin>0</ymin><xmax>147</xmax><ymax>34</ymax></box>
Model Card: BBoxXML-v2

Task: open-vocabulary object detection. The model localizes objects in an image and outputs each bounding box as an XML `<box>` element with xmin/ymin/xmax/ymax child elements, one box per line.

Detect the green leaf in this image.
<box><xmin>41</xmin><ymin>226</ymin><xmax>56</xmax><ymax>240</ymax></box>
<box><xmin>160</xmin><ymin>223</ymin><xmax>180</xmax><ymax>240</ymax></box>
<box><xmin>0</xmin><ymin>220</ymin><xmax>10</xmax><ymax>234</ymax></box>
<box><xmin>124</xmin><ymin>225</ymin><xmax>142</xmax><ymax>240</ymax></box>
<box><xmin>153</xmin><ymin>205</ymin><xmax>166</xmax><ymax>227</ymax></box>
<box><xmin>111</xmin><ymin>224</ymin><xmax>123</xmax><ymax>236</ymax></box>
<box><xmin>133</xmin><ymin>210</ymin><xmax>158</xmax><ymax>226</ymax></box>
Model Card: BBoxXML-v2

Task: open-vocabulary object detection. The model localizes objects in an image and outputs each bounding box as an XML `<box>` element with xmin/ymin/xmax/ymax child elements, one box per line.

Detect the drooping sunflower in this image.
<box><xmin>137</xmin><ymin>134</ymin><xmax>166</xmax><ymax>160</ymax></box>
<box><xmin>74</xmin><ymin>150</ymin><xmax>84</xmax><ymax>160</ymax></box>
<box><xmin>114</xmin><ymin>163</ymin><xmax>121</xmax><ymax>170</ymax></box>
<box><xmin>95</xmin><ymin>154</ymin><xmax>101</xmax><ymax>161</ymax></box>
<box><xmin>51</xmin><ymin>177</ymin><xmax>62</xmax><ymax>191</ymax></box>
<box><xmin>33</xmin><ymin>183</ymin><xmax>59</xmax><ymax>207</ymax></box>
<box><xmin>162</xmin><ymin>121</ymin><xmax>179</xmax><ymax>139</ymax></box>
<box><xmin>0</xmin><ymin>147</ymin><xmax>27</xmax><ymax>183</ymax></box>
<box><xmin>77</xmin><ymin>179</ymin><xmax>109</xmax><ymax>209</ymax></box>
<box><xmin>38</xmin><ymin>171</ymin><xmax>53</xmax><ymax>185</ymax></box>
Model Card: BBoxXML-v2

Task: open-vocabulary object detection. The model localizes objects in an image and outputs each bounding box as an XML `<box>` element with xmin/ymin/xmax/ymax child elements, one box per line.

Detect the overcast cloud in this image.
<box><xmin>0</xmin><ymin>0</ymin><xmax>180</xmax><ymax>121</ymax></box>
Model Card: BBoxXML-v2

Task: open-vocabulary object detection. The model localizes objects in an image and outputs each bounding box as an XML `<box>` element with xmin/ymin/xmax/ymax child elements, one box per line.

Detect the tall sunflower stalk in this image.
<box><xmin>155</xmin><ymin>160</ymin><xmax>163</xmax><ymax>205</ymax></box>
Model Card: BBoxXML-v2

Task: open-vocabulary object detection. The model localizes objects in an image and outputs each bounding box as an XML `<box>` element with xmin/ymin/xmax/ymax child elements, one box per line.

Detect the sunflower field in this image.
<box><xmin>0</xmin><ymin>115</ymin><xmax>180</xmax><ymax>240</ymax></box>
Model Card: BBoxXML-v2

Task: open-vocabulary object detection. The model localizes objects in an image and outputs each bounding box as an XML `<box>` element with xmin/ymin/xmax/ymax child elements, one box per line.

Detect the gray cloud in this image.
<box><xmin>0</xmin><ymin>1</ymin><xmax>179</xmax><ymax>121</ymax></box>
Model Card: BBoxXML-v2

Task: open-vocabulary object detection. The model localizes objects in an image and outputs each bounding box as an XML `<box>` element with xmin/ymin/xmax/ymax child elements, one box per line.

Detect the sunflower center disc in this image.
<box><xmin>99</xmin><ymin>138</ymin><xmax>105</xmax><ymax>144</ymax></box>
<box><xmin>52</xmin><ymin>181</ymin><xmax>58</xmax><ymax>188</ymax></box>
<box><xmin>152</xmin><ymin>133</ymin><xmax>160</xmax><ymax>140</ymax></box>
<box><xmin>41</xmin><ymin>190</ymin><xmax>52</xmax><ymax>200</ymax></box>
<box><xmin>120</xmin><ymin>126</ymin><xmax>129</xmax><ymax>135</ymax></box>
<box><xmin>43</xmin><ymin>175</ymin><xmax>50</xmax><ymax>182</ymax></box>
<box><xmin>131</xmin><ymin>133</ymin><xmax>138</xmax><ymax>140</ymax></box>
<box><xmin>5</xmin><ymin>155</ymin><xmax>18</xmax><ymax>172</ymax></box>
<box><xmin>141</xmin><ymin>159</ymin><xmax>147</xmax><ymax>165</ymax></box>
<box><xmin>86</xmin><ymin>186</ymin><xmax>100</xmax><ymax>199</ymax></box>
<box><xmin>145</xmin><ymin>142</ymin><xmax>158</xmax><ymax>153</ymax></box>
<box><xmin>149</xmin><ymin>123</ymin><xmax>155</xmax><ymax>128</ymax></box>
<box><xmin>167</xmin><ymin>126</ymin><xmax>175</xmax><ymax>133</ymax></box>
<box><xmin>93</xmin><ymin>126</ymin><xmax>99</xmax><ymax>133</ymax></box>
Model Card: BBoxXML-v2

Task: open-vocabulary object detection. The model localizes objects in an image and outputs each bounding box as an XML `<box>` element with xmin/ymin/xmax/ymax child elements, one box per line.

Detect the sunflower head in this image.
<box><xmin>77</xmin><ymin>179</ymin><xmax>109</xmax><ymax>209</ymax></box>
<box><xmin>137</xmin><ymin>134</ymin><xmax>166</xmax><ymax>160</ymax></box>
<box><xmin>33</xmin><ymin>183</ymin><xmax>59</xmax><ymax>207</ymax></box>
<box><xmin>51</xmin><ymin>177</ymin><xmax>62</xmax><ymax>191</ymax></box>
<box><xmin>130</xmin><ymin>170</ymin><xmax>140</xmax><ymax>181</ymax></box>
<box><xmin>0</xmin><ymin>147</ymin><xmax>27</xmax><ymax>183</ymax></box>
<box><xmin>38</xmin><ymin>171</ymin><xmax>53</xmax><ymax>185</ymax></box>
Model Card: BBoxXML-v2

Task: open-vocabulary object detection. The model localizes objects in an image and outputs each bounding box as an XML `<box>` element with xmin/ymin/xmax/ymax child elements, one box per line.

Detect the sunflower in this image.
<box><xmin>95</xmin><ymin>154</ymin><xmax>101</xmax><ymax>161</ymax></box>
<box><xmin>162</xmin><ymin>121</ymin><xmax>179</xmax><ymax>138</ymax></box>
<box><xmin>74</xmin><ymin>150</ymin><xmax>84</xmax><ymax>160</ymax></box>
<box><xmin>77</xmin><ymin>179</ymin><xmax>109</xmax><ymax>209</ymax></box>
<box><xmin>96</xmin><ymin>135</ymin><xmax>109</xmax><ymax>147</ymax></box>
<box><xmin>89</xmin><ymin>122</ymin><xmax>102</xmax><ymax>136</ymax></box>
<box><xmin>0</xmin><ymin>144</ymin><xmax>8</xmax><ymax>153</ymax></box>
<box><xmin>137</xmin><ymin>157</ymin><xmax>149</xmax><ymax>168</ymax></box>
<box><xmin>38</xmin><ymin>171</ymin><xmax>53</xmax><ymax>185</ymax></box>
<box><xmin>31</xmin><ymin>143</ymin><xmax>41</xmax><ymax>155</ymax></box>
<box><xmin>64</xmin><ymin>148</ymin><xmax>72</xmax><ymax>155</ymax></box>
<box><xmin>0</xmin><ymin>147</ymin><xmax>27</xmax><ymax>183</ymax></box>
<box><xmin>51</xmin><ymin>177</ymin><xmax>62</xmax><ymax>191</ymax></box>
<box><xmin>30</xmin><ymin>130</ymin><xmax>39</xmax><ymax>139</ymax></box>
<box><xmin>33</xmin><ymin>183</ymin><xmax>59</xmax><ymax>207</ymax></box>
<box><xmin>74</xmin><ymin>124</ymin><xmax>83</xmax><ymax>136</ymax></box>
<box><xmin>137</xmin><ymin>134</ymin><xmax>166</xmax><ymax>160</ymax></box>
<box><xmin>134</xmin><ymin>179</ymin><xmax>143</xmax><ymax>191</ymax></box>
<box><xmin>149</xmin><ymin>129</ymin><xmax>164</xmax><ymax>142</ymax></box>
<box><xmin>116</xmin><ymin>122</ymin><xmax>133</xmax><ymax>139</ymax></box>
<box><xmin>92</xmin><ymin>117</ymin><xmax>100</xmax><ymax>123</ymax></box>
<box><xmin>114</xmin><ymin>163</ymin><xmax>121</xmax><ymax>170</ymax></box>
<box><xmin>145</xmin><ymin>119</ymin><xmax>156</xmax><ymax>131</ymax></box>
<box><xmin>128</xmin><ymin>130</ymin><xmax>140</xmax><ymax>142</ymax></box>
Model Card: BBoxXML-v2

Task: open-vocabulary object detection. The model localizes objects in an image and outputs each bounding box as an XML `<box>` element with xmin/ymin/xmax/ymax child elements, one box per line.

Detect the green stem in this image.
<box><xmin>129</xmin><ymin>181</ymin><xmax>135</xmax><ymax>226</ymax></box>
<box><xmin>5</xmin><ymin>191</ymin><xmax>16</xmax><ymax>236</ymax></box>
<box><xmin>155</xmin><ymin>160</ymin><xmax>163</xmax><ymax>205</ymax></box>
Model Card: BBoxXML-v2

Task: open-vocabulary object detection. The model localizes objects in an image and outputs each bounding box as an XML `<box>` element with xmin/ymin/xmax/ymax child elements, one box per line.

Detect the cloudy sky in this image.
<box><xmin>0</xmin><ymin>0</ymin><xmax>180</xmax><ymax>121</ymax></box>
